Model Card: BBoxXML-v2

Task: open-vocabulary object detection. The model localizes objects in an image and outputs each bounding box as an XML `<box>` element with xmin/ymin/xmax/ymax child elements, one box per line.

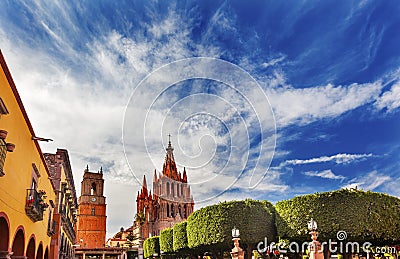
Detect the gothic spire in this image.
<box><xmin>183</xmin><ymin>167</ymin><xmax>187</xmax><ymax>183</ymax></box>
<box><xmin>165</xmin><ymin>134</ymin><xmax>175</xmax><ymax>162</ymax></box>
<box><xmin>153</xmin><ymin>169</ymin><xmax>158</xmax><ymax>182</ymax></box>
<box><xmin>163</xmin><ymin>136</ymin><xmax>179</xmax><ymax>180</ymax></box>
<box><xmin>142</xmin><ymin>175</ymin><xmax>148</xmax><ymax>196</ymax></box>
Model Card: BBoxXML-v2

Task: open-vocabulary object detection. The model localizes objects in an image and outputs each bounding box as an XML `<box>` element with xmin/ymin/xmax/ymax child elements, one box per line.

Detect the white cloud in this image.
<box><xmin>375</xmin><ymin>81</ymin><xmax>400</xmax><ymax>112</ymax></box>
<box><xmin>262</xmin><ymin>55</ymin><xmax>286</xmax><ymax>68</ymax></box>
<box><xmin>267</xmin><ymin>82</ymin><xmax>383</xmax><ymax>126</ymax></box>
<box><xmin>284</xmin><ymin>153</ymin><xmax>373</xmax><ymax>165</ymax></box>
<box><xmin>303</xmin><ymin>169</ymin><xmax>345</xmax><ymax>180</ymax></box>
<box><xmin>342</xmin><ymin>170</ymin><xmax>391</xmax><ymax>190</ymax></box>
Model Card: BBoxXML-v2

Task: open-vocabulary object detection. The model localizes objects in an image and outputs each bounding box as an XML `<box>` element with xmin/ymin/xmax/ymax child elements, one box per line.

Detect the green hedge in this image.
<box><xmin>187</xmin><ymin>199</ymin><xmax>276</xmax><ymax>251</ymax></box>
<box><xmin>160</xmin><ymin>228</ymin><xmax>174</xmax><ymax>253</ymax></box>
<box><xmin>275</xmin><ymin>189</ymin><xmax>400</xmax><ymax>244</ymax></box>
<box><xmin>144</xmin><ymin>236</ymin><xmax>160</xmax><ymax>258</ymax></box>
<box><xmin>173</xmin><ymin>221</ymin><xmax>188</xmax><ymax>251</ymax></box>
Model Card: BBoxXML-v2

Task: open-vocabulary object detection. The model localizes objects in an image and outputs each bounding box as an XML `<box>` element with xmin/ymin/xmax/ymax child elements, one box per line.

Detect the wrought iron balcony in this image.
<box><xmin>25</xmin><ymin>189</ymin><xmax>47</xmax><ymax>222</ymax></box>
<box><xmin>47</xmin><ymin>220</ymin><xmax>57</xmax><ymax>236</ymax></box>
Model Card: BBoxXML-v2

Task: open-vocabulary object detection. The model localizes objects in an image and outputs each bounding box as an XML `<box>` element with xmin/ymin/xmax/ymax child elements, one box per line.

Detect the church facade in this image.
<box><xmin>136</xmin><ymin>140</ymin><xmax>194</xmax><ymax>239</ymax></box>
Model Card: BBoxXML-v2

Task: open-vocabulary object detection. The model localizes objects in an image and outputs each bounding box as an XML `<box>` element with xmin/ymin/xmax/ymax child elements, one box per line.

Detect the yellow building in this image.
<box><xmin>44</xmin><ymin>149</ymin><xmax>78</xmax><ymax>259</ymax></box>
<box><xmin>0</xmin><ymin>50</ymin><xmax>57</xmax><ymax>259</ymax></box>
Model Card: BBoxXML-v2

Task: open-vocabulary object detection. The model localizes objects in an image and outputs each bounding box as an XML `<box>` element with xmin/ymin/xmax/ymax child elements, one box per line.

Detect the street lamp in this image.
<box><xmin>308</xmin><ymin>218</ymin><xmax>318</xmax><ymax>232</ymax></box>
<box><xmin>232</xmin><ymin>226</ymin><xmax>240</xmax><ymax>238</ymax></box>
<box><xmin>230</xmin><ymin>227</ymin><xmax>244</xmax><ymax>259</ymax></box>
<box><xmin>307</xmin><ymin>219</ymin><xmax>323</xmax><ymax>259</ymax></box>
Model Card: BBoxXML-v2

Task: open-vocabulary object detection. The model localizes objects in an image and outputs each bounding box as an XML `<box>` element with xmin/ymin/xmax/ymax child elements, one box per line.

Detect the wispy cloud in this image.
<box><xmin>342</xmin><ymin>170</ymin><xmax>391</xmax><ymax>190</ymax></box>
<box><xmin>267</xmin><ymin>82</ymin><xmax>383</xmax><ymax>127</ymax></box>
<box><xmin>303</xmin><ymin>169</ymin><xmax>345</xmax><ymax>180</ymax></box>
<box><xmin>262</xmin><ymin>55</ymin><xmax>286</xmax><ymax>68</ymax></box>
<box><xmin>284</xmin><ymin>153</ymin><xmax>373</xmax><ymax>165</ymax></box>
<box><xmin>375</xmin><ymin>81</ymin><xmax>400</xmax><ymax>112</ymax></box>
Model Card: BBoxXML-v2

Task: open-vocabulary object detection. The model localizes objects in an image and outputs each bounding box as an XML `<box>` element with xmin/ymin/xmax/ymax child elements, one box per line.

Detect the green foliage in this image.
<box><xmin>135</xmin><ymin>212</ymin><xmax>146</xmax><ymax>226</ymax></box>
<box><xmin>144</xmin><ymin>236</ymin><xmax>160</xmax><ymax>258</ymax></box>
<box><xmin>275</xmin><ymin>189</ymin><xmax>400</xmax><ymax>244</ymax></box>
<box><xmin>187</xmin><ymin>199</ymin><xmax>277</xmax><ymax>251</ymax></box>
<box><xmin>160</xmin><ymin>228</ymin><xmax>174</xmax><ymax>254</ymax></box>
<box><xmin>173</xmin><ymin>221</ymin><xmax>188</xmax><ymax>251</ymax></box>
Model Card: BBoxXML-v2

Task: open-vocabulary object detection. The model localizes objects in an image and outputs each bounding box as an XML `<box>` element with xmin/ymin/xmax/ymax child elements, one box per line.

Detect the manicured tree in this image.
<box><xmin>173</xmin><ymin>221</ymin><xmax>188</xmax><ymax>252</ymax></box>
<box><xmin>160</xmin><ymin>228</ymin><xmax>174</xmax><ymax>256</ymax></box>
<box><xmin>144</xmin><ymin>236</ymin><xmax>160</xmax><ymax>258</ymax></box>
<box><xmin>275</xmin><ymin>189</ymin><xmax>400</xmax><ymax>259</ymax></box>
<box><xmin>187</xmin><ymin>199</ymin><xmax>277</xmax><ymax>259</ymax></box>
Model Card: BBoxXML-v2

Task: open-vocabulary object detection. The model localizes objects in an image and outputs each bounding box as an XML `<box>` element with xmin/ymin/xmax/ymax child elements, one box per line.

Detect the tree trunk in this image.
<box><xmin>323</xmin><ymin>244</ymin><xmax>331</xmax><ymax>259</ymax></box>
<box><xmin>246</xmin><ymin>244</ymin><xmax>254</xmax><ymax>259</ymax></box>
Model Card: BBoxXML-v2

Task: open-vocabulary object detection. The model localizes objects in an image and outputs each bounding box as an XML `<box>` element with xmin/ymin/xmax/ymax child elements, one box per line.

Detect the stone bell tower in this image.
<box><xmin>76</xmin><ymin>166</ymin><xmax>107</xmax><ymax>248</ymax></box>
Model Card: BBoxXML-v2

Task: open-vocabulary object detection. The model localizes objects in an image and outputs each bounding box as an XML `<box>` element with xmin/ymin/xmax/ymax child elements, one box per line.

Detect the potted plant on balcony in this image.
<box><xmin>6</xmin><ymin>143</ymin><xmax>15</xmax><ymax>152</ymax></box>
<box><xmin>38</xmin><ymin>190</ymin><xmax>46</xmax><ymax>198</ymax></box>
<box><xmin>0</xmin><ymin>130</ymin><xmax>7</xmax><ymax>139</ymax></box>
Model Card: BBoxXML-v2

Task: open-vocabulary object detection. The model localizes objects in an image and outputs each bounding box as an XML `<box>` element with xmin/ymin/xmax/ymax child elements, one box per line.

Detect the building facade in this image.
<box><xmin>136</xmin><ymin>140</ymin><xmax>194</xmax><ymax>239</ymax></box>
<box><xmin>0</xmin><ymin>50</ymin><xmax>57</xmax><ymax>258</ymax></box>
<box><xmin>44</xmin><ymin>149</ymin><xmax>78</xmax><ymax>259</ymax></box>
<box><xmin>75</xmin><ymin>166</ymin><xmax>107</xmax><ymax>248</ymax></box>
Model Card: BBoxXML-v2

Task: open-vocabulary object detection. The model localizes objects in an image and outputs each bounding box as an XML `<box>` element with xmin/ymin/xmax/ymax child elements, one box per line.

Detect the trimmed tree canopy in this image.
<box><xmin>144</xmin><ymin>236</ymin><xmax>160</xmax><ymax>258</ymax></box>
<box><xmin>173</xmin><ymin>221</ymin><xmax>188</xmax><ymax>252</ymax></box>
<box><xmin>160</xmin><ymin>227</ymin><xmax>174</xmax><ymax>254</ymax></box>
<box><xmin>275</xmin><ymin>189</ymin><xmax>400</xmax><ymax>245</ymax></box>
<box><xmin>187</xmin><ymin>199</ymin><xmax>276</xmax><ymax>251</ymax></box>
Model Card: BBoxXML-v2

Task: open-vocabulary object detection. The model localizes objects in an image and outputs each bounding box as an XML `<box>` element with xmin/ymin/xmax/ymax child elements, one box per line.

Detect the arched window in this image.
<box><xmin>183</xmin><ymin>204</ymin><xmax>187</xmax><ymax>218</ymax></box>
<box><xmin>171</xmin><ymin>183</ymin><xmax>174</xmax><ymax>197</ymax></box>
<box><xmin>166</xmin><ymin>182</ymin><xmax>170</xmax><ymax>196</ymax></box>
<box><xmin>91</xmin><ymin>183</ymin><xmax>96</xmax><ymax>195</ymax></box>
<box><xmin>171</xmin><ymin>204</ymin><xmax>174</xmax><ymax>217</ymax></box>
<box><xmin>166</xmin><ymin>204</ymin><xmax>169</xmax><ymax>218</ymax></box>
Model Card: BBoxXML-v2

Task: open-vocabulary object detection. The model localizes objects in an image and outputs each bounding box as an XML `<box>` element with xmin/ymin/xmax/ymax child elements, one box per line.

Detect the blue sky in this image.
<box><xmin>1</xmin><ymin>0</ymin><xmax>399</xmax><ymax>238</ymax></box>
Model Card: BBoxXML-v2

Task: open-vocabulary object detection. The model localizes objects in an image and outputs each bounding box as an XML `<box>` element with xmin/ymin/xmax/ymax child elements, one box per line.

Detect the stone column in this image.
<box><xmin>231</xmin><ymin>238</ymin><xmax>244</xmax><ymax>259</ymax></box>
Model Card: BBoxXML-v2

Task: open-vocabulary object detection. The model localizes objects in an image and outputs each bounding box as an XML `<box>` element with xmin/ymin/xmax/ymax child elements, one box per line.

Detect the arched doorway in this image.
<box><xmin>36</xmin><ymin>243</ymin><xmax>43</xmax><ymax>259</ymax></box>
<box><xmin>44</xmin><ymin>247</ymin><xmax>49</xmax><ymax>259</ymax></box>
<box><xmin>26</xmin><ymin>236</ymin><xmax>35</xmax><ymax>259</ymax></box>
<box><xmin>0</xmin><ymin>216</ymin><xmax>9</xmax><ymax>251</ymax></box>
<box><xmin>11</xmin><ymin>228</ymin><xmax>25</xmax><ymax>257</ymax></box>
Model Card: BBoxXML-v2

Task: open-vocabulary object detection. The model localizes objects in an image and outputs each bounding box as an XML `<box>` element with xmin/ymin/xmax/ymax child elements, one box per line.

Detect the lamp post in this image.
<box><xmin>308</xmin><ymin>219</ymin><xmax>324</xmax><ymax>259</ymax></box>
<box><xmin>230</xmin><ymin>227</ymin><xmax>244</xmax><ymax>259</ymax></box>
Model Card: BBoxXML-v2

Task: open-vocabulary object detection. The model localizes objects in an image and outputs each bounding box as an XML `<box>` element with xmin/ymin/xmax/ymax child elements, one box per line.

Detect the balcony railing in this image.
<box><xmin>25</xmin><ymin>189</ymin><xmax>46</xmax><ymax>222</ymax></box>
<box><xmin>47</xmin><ymin>220</ymin><xmax>56</xmax><ymax>236</ymax></box>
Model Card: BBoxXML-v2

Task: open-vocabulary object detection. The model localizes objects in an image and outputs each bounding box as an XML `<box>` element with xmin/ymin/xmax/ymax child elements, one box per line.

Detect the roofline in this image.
<box><xmin>57</xmin><ymin>148</ymin><xmax>79</xmax><ymax>206</ymax></box>
<box><xmin>0</xmin><ymin>49</ymin><xmax>55</xmax><ymax>190</ymax></box>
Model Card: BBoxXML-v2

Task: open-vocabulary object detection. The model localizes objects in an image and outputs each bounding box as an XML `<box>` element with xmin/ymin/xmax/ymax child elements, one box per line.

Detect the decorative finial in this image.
<box><xmin>168</xmin><ymin>133</ymin><xmax>172</xmax><ymax>145</ymax></box>
<box><xmin>85</xmin><ymin>165</ymin><xmax>89</xmax><ymax>172</ymax></box>
<box><xmin>100</xmin><ymin>166</ymin><xmax>103</xmax><ymax>174</ymax></box>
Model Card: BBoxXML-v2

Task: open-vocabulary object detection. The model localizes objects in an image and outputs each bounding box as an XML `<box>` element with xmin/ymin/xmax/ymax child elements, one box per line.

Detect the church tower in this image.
<box><xmin>136</xmin><ymin>138</ymin><xmax>194</xmax><ymax>239</ymax></box>
<box><xmin>76</xmin><ymin>166</ymin><xmax>107</xmax><ymax>248</ymax></box>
